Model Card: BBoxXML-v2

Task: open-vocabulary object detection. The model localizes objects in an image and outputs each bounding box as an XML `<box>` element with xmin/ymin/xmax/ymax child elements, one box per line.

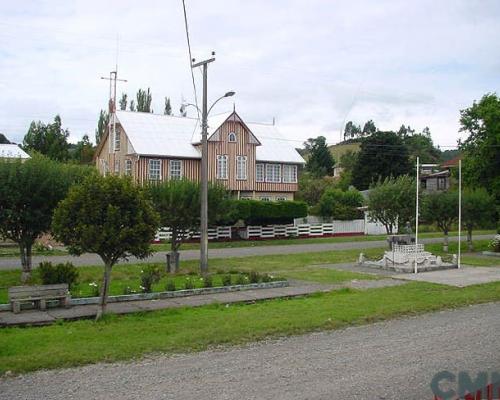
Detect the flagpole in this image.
<box><xmin>458</xmin><ymin>159</ymin><xmax>462</xmax><ymax>269</ymax></box>
<box><xmin>415</xmin><ymin>156</ymin><xmax>419</xmax><ymax>274</ymax></box>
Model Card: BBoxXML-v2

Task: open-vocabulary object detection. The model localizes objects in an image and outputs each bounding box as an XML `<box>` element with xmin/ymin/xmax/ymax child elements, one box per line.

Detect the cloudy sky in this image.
<box><xmin>1</xmin><ymin>0</ymin><xmax>499</xmax><ymax>148</ymax></box>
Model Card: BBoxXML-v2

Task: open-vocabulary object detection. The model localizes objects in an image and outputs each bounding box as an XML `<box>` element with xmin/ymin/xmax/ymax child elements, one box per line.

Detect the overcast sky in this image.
<box><xmin>1</xmin><ymin>0</ymin><xmax>499</xmax><ymax>148</ymax></box>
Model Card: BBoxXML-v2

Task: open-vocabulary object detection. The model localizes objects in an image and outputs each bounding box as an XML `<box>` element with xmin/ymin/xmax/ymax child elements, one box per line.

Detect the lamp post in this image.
<box><xmin>186</xmin><ymin>58</ymin><xmax>234</xmax><ymax>274</ymax></box>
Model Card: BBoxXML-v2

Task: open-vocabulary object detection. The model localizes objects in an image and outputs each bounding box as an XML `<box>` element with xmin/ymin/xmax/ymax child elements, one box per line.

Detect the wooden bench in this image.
<box><xmin>8</xmin><ymin>284</ymin><xmax>71</xmax><ymax>314</ymax></box>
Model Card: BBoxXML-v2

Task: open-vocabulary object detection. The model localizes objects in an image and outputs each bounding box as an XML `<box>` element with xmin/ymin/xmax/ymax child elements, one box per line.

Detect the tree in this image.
<box><xmin>95</xmin><ymin>110</ymin><xmax>109</xmax><ymax>145</ymax></box>
<box><xmin>462</xmin><ymin>188</ymin><xmax>496</xmax><ymax>251</ymax></box>
<box><xmin>72</xmin><ymin>134</ymin><xmax>95</xmax><ymax>164</ymax></box>
<box><xmin>0</xmin><ymin>133</ymin><xmax>10</xmax><ymax>144</ymax></box>
<box><xmin>352</xmin><ymin>131</ymin><xmax>412</xmax><ymax>190</ymax></box>
<box><xmin>52</xmin><ymin>175</ymin><xmax>159</xmax><ymax>319</ymax></box>
<box><xmin>404</xmin><ymin>132</ymin><xmax>441</xmax><ymax>164</ymax></box>
<box><xmin>296</xmin><ymin>173</ymin><xmax>335</xmax><ymax>206</ymax></box>
<box><xmin>119</xmin><ymin>93</ymin><xmax>128</xmax><ymax>111</ymax></box>
<box><xmin>0</xmin><ymin>155</ymin><xmax>92</xmax><ymax>282</ymax></box>
<box><xmin>129</xmin><ymin>100</ymin><xmax>136</xmax><ymax>112</ymax></box>
<box><xmin>148</xmin><ymin>180</ymin><xmax>231</xmax><ymax>273</ymax></box>
<box><xmin>164</xmin><ymin>97</ymin><xmax>172</xmax><ymax>115</ymax></box>
<box><xmin>136</xmin><ymin>88</ymin><xmax>153</xmax><ymax>113</ymax></box>
<box><xmin>459</xmin><ymin>93</ymin><xmax>500</xmax><ymax>202</ymax></box>
<box><xmin>421</xmin><ymin>191</ymin><xmax>458</xmax><ymax>252</ymax></box>
<box><xmin>362</xmin><ymin>120</ymin><xmax>377</xmax><ymax>136</ymax></box>
<box><xmin>23</xmin><ymin>115</ymin><xmax>70</xmax><ymax>161</ymax></box>
<box><xmin>343</xmin><ymin>121</ymin><xmax>361</xmax><ymax>140</ymax></box>
<box><xmin>318</xmin><ymin>188</ymin><xmax>364</xmax><ymax>220</ymax></box>
<box><xmin>304</xmin><ymin>136</ymin><xmax>335</xmax><ymax>178</ymax></box>
<box><xmin>367</xmin><ymin>175</ymin><xmax>416</xmax><ymax>234</ymax></box>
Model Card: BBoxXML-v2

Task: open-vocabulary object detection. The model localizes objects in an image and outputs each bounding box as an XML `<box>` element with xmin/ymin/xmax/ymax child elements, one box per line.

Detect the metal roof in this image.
<box><xmin>115</xmin><ymin>110</ymin><xmax>305</xmax><ymax>164</ymax></box>
<box><xmin>0</xmin><ymin>144</ymin><xmax>30</xmax><ymax>159</ymax></box>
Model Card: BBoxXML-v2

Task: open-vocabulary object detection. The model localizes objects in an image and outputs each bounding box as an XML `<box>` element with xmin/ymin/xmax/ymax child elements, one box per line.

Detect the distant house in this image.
<box><xmin>0</xmin><ymin>144</ymin><xmax>30</xmax><ymax>161</ymax></box>
<box><xmin>419</xmin><ymin>158</ymin><xmax>461</xmax><ymax>192</ymax></box>
<box><xmin>94</xmin><ymin>110</ymin><xmax>306</xmax><ymax>201</ymax></box>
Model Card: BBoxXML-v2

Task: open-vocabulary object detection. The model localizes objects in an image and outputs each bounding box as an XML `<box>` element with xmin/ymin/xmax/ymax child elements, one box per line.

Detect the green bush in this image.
<box><xmin>38</xmin><ymin>261</ymin><xmax>79</xmax><ymax>290</ymax></box>
<box><xmin>230</xmin><ymin>200</ymin><xmax>308</xmax><ymax>225</ymax></box>
<box><xmin>140</xmin><ymin>265</ymin><xmax>161</xmax><ymax>293</ymax></box>
<box><xmin>165</xmin><ymin>280</ymin><xmax>176</xmax><ymax>292</ymax></box>
<box><xmin>184</xmin><ymin>278</ymin><xmax>195</xmax><ymax>290</ymax></box>
<box><xmin>248</xmin><ymin>271</ymin><xmax>261</xmax><ymax>284</ymax></box>
<box><xmin>203</xmin><ymin>275</ymin><xmax>213</xmax><ymax>288</ymax></box>
<box><xmin>318</xmin><ymin>188</ymin><xmax>364</xmax><ymax>220</ymax></box>
<box><xmin>221</xmin><ymin>274</ymin><xmax>232</xmax><ymax>286</ymax></box>
<box><xmin>89</xmin><ymin>282</ymin><xmax>100</xmax><ymax>297</ymax></box>
<box><xmin>235</xmin><ymin>274</ymin><xmax>247</xmax><ymax>285</ymax></box>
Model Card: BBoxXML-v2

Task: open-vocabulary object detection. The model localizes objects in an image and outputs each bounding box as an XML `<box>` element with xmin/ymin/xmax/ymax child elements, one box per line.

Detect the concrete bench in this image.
<box><xmin>8</xmin><ymin>284</ymin><xmax>71</xmax><ymax>314</ymax></box>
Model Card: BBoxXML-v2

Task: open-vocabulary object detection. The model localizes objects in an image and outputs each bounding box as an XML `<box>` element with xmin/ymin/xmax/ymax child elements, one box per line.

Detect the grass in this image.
<box><xmin>1</xmin><ymin>280</ymin><xmax>500</xmax><ymax>374</ymax></box>
<box><xmin>0</xmin><ymin>245</ymin><xmax>66</xmax><ymax>258</ymax></box>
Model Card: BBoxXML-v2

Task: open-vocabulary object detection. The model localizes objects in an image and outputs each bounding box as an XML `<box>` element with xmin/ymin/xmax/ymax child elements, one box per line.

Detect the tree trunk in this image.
<box><xmin>467</xmin><ymin>228</ymin><xmax>473</xmax><ymax>252</ymax></box>
<box><xmin>19</xmin><ymin>241</ymin><xmax>33</xmax><ymax>284</ymax></box>
<box><xmin>167</xmin><ymin>230</ymin><xmax>181</xmax><ymax>273</ymax></box>
<box><xmin>443</xmin><ymin>231</ymin><xmax>449</xmax><ymax>253</ymax></box>
<box><xmin>96</xmin><ymin>262</ymin><xmax>112</xmax><ymax>321</ymax></box>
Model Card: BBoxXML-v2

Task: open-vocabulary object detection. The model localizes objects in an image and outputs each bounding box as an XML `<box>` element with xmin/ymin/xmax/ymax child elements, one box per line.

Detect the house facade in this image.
<box><xmin>94</xmin><ymin>110</ymin><xmax>305</xmax><ymax>201</ymax></box>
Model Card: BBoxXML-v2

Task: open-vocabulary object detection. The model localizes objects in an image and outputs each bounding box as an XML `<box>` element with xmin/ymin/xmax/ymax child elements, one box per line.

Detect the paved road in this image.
<box><xmin>1</xmin><ymin>302</ymin><xmax>498</xmax><ymax>399</ymax></box>
<box><xmin>0</xmin><ymin>234</ymin><xmax>493</xmax><ymax>270</ymax></box>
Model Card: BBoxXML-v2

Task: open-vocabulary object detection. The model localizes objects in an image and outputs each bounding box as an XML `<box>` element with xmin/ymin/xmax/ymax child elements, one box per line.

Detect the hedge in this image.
<box><xmin>229</xmin><ymin>200</ymin><xmax>308</xmax><ymax>226</ymax></box>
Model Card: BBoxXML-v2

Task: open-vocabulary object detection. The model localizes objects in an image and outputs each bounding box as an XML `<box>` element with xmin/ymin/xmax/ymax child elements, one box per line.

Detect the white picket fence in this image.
<box><xmin>154</xmin><ymin>226</ymin><xmax>232</xmax><ymax>242</ymax></box>
<box><xmin>240</xmin><ymin>220</ymin><xmax>365</xmax><ymax>239</ymax></box>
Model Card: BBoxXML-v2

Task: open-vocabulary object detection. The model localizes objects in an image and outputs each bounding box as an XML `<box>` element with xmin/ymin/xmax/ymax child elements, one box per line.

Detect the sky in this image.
<box><xmin>0</xmin><ymin>0</ymin><xmax>499</xmax><ymax>149</ymax></box>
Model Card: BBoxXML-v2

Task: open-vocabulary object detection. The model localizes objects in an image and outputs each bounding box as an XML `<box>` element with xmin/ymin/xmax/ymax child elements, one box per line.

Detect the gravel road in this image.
<box><xmin>0</xmin><ymin>234</ymin><xmax>493</xmax><ymax>270</ymax></box>
<box><xmin>1</xmin><ymin>302</ymin><xmax>499</xmax><ymax>400</ymax></box>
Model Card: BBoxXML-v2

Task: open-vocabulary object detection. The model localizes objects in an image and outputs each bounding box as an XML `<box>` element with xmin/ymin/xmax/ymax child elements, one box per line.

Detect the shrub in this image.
<box><xmin>203</xmin><ymin>275</ymin><xmax>213</xmax><ymax>288</ymax></box>
<box><xmin>230</xmin><ymin>200</ymin><xmax>307</xmax><ymax>225</ymax></box>
<box><xmin>165</xmin><ymin>280</ymin><xmax>176</xmax><ymax>292</ymax></box>
<box><xmin>261</xmin><ymin>273</ymin><xmax>272</xmax><ymax>283</ymax></box>
<box><xmin>38</xmin><ymin>261</ymin><xmax>79</xmax><ymax>290</ymax></box>
<box><xmin>140</xmin><ymin>265</ymin><xmax>161</xmax><ymax>293</ymax></box>
<box><xmin>489</xmin><ymin>234</ymin><xmax>500</xmax><ymax>253</ymax></box>
<box><xmin>235</xmin><ymin>274</ymin><xmax>247</xmax><ymax>285</ymax></box>
<box><xmin>89</xmin><ymin>281</ymin><xmax>100</xmax><ymax>297</ymax></box>
<box><xmin>318</xmin><ymin>188</ymin><xmax>364</xmax><ymax>220</ymax></box>
<box><xmin>248</xmin><ymin>271</ymin><xmax>261</xmax><ymax>284</ymax></box>
<box><xmin>122</xmin><ymin>286</ymin><xmax>135</xmax><ymax>295</ymax></box>
<box><xmin>184</xmin><ymin>278</ymin><xmax>195</xmax><ymax>290</ymax></box>
<box><xmin>221</xmin><ymin>274</ymin><xmax>232</xmax><ymax>286</ymax></box>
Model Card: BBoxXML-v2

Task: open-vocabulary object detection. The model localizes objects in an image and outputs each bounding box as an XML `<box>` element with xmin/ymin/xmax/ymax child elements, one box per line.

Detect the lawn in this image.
<box><xmin>1</xmin><ymin>280</ymin><xmax>500</xmax><ymax>374</ymax></box>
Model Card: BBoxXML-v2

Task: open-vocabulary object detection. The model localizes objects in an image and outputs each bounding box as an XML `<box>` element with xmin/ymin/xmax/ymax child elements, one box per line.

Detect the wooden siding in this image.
<box><xmin>134</xmin><ymin>157</ymin><xmax>201</xmax><ymax>184</ymax></box>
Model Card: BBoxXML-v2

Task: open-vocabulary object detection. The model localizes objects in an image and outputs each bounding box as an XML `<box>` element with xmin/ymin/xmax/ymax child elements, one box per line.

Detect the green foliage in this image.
<box><xmin>489</xmin><ymin>234</ymin><xmax>500</xmax><ymax>252</ymax></box>
<box><xmin>343</xmin><ymin>121</ymin><xmax>361</xmax><ymax>140</ymax></box>
<box><xmin>231</xmin><ymin>200</ymin><xmax>308</xmax><ymax>225</ymax></box>
<box><xmin>362</xmin><ymin>120</ymin><xmax>377</xmax><ymax>135</ymax></box>
<box><xmin>421</xmin><ymin>191</ymin><xmax>458</xmax><ymax>234</ymax></box>
<box><xmin>136</xmin><ymin>88</ymin><xmax>153</xmax><ymax>113</ymax></box>
<box><xmin>367</xmin><ymin>175</ymin><xmax>416</xmax><ymax>234</ymax></box>
<box><xmin>23</xmin><ymin>115</ymin><xmax>70</xmax><ymax>161</ymax></box>
<box><xmin>403</xmin><ymin>132</ymin><xmax>441</xmax><ymax>164</ymax></box>
<box><xmin>184</xmin><ymin>278</ymin><xmax>195</xmax><ymax>290</ymax></box>
<box><xmin>202</xmin><ymin>275</ymin><xmax>213</xmax><ymax>288</ymax></box>
<box><xmin>95</xmin><ymin>110</ymin><xmax>109</xmax><ymax>145</ymax></box>
<box><xmin>140</xmin><ymin>265</ymin><xmax>162</xmax><ymax>293</ymax></box>
<box><xmin>165</xmin><ymin>280</ymin><xmax>176</xmax><ymax>292</ymax></box>
<box><xmin>304</xmin><ymin>136</ymin><xmax>335</xmax><ymax>177</ymax></box>
<box><xmin>0</xmin><ymin>155</ymin><xmax>92</xmax><ymax>280</ymax></box>
<box><xmin>318</xmin><ymin>188</ymin><xmax>364</xmax><ymax>220</ymax></box>
<box><xmin>352</xmin><ymin>131</ymin><xmax>412</xmax><ymax>190</ymax></box>
<box><xmin>248</xmin><ymin>270</ymin><xmax>260</xmax><ymax>283</ymax></box>
<box><xmin>459</xmin><ymin>93</ymin><xmax>500</xmax><ymax>202</ymax></box>
<box><xmin>119</xmin><ymin>93</ymin><xmax>128</xmax><ymax>111</ymax></box>
<box><xmin>462</xmin><ymin>188</ymin><xmax>496</xmax><ymax>249</ymax></box>
<box><xmin>38</xmin><ymin>261</ymin><xmax>79</xmax><ymax>290</ymax></box>
<box><xmin>235</xmin><ymin>274</ymin><xmax>247</xmax><ymax>285</ymax></box>
<box><xmin>71</xmin><ymin>134</ymin><xmax>95</xmax><ymax>164</ymax></box>
<box><xmin>296</xmin><ymin>173</ymin><xmax>336</xmax><ymax>206</ymax></box>
<box><xmin>222</xmin><ymin>274</ymin><xmax>232</xmax><ymax>286</ymax></box>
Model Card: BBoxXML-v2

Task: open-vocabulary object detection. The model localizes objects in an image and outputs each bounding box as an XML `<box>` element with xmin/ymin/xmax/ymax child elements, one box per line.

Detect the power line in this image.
<box><xmin>181</xmin><ymin>0</ymin><xmax>200</xmax><ymax>122</ymax></box>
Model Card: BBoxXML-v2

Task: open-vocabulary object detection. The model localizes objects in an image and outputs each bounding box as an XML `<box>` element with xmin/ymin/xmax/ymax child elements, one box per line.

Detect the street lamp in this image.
<box><xmin>184</xmin><ymin>90</ymin><xmax>235</xmax><ymax>274</ymax></box>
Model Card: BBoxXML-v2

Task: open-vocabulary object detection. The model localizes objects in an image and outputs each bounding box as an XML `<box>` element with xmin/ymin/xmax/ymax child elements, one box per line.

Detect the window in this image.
<box><xmin>125</xmin><ymin>159</ymin><xmax>132</xmax><ymax>176</ymax></box>
<box><xmin>114</xmin><ymin>129</ymin><xmax>121</xmax><ymax>152</ymax></box>
<box><xmin>260</xmin><ymin>196</ymin><xmax>271</xmax><ymax>202</ymax></box>
<box><xmin>265</xmin><ymin>164</ymin><xmax>281</xmax><ymax>183</ymax></box>
<box><xmin>283</xmin><ymin>165</ymin><xmax>297</xmax><ymax>183</ymax></box>
<box><xmin>114</xmin><ymin>159</ymin><xmax>120</xmax><ymax>175</ymax></box>
<box><xmin>148</xmin><ymin>159</ymin><xmax>161</xmax><ymax>181</ymax></box>
<box><xmin>437</xmin><ymin>177</ymin><xmax>447</xmax><ymax>190</ymax></box>
<box><xmin>217</xmin><ymin>155</ymin><xmax>228</xmax><ymax>179</ymax></box>
<box><xmin>256</xmin><ymin>163</ymin><xmax>265</xmax><ymax>182</ymax></box>
<box><xmin>169</xmin><ymin>160</ymin><xmax>182</xmax><ymax>180</ymax></box>
<box><xmin>276</xmin><ymin>196</ymin><xmax>287</xmax><ymax>201</ymax></box>
<box><xmin>236</xmin><ymin>155</ymin><xmax>247</xmax><ymax>180</ymax></box>
<box><xmin>228</xmin><ymin>132</ymin><xmax>236</xmax><ymax>142</ymax></box>
<box><xmin>101</xmin><ymin>159</ymin><xmax>109</xmax><ymax>176</ymax></box>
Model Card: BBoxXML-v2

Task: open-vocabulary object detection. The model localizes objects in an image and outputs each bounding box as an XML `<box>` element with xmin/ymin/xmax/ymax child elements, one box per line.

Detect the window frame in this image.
<box><xmin>265</xmin><ymin>163</ymin><xmax>281</xmax><ymax>183</ymax></box>
<box><xmin>282</xmin><ymin>164</ymin><xmax>298</xmax><ymax>183</ymax></box>
<box><xmin>125</xmin><ymin>159</ymin><xmax>132</xmax><ymax>176</ymax></box>
<box><xmin>256</xmin><ymin>163</ymin><xmax>265</xmax><ymax>182</ymax></box>
<box><xmin>216</xmin><ymin>154</ymin><xmax>228</xmax><ymax>180</ymax></box>
<box><xmin>169</xmin><ymin>159</ymin><xmax>183</xmax><ymax>180</ymax></box>
<box><xmin>276</xmin><ymin>196</ymin><xmax>287</xmax><ymax>201</ymax></box>
<box><xmin>148</xmin><ymin>159</ymin><xmax>162</xmax><ymax>181</ymax></box>
<box><xmin>236</xmin><ymin>155</ymin><xmax>247</xmax><ymax>180</ymax></box>
<box><xmin>259</xmin><ymin>196</ymin><xmax>271</xmax><ymax>202</ymax></box>
<box><xmin>228</xmin><ymin>132</ymin><xmax>237</xmax><ymax>142</ymax></box>
<box><xmin>114</xmin><ymin>128</ymin><xmax>121</xmax><ymax>152</ymax></box>
<box><xmin>114</xmin><ymin>159</ymin><xmax>120</xmax><ymax>175</ymax></box>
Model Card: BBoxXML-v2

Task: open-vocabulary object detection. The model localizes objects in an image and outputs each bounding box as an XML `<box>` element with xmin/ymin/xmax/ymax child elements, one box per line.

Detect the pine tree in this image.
<box><xmin>119</xmin><ymin>93</ymin><xmax>128</xmax><ymax>111</ymax></box>
<box><xmin>95</xmin><ymin>110</ymin><xmax>109</xmax><ymax>145</ymax></box>
<box><xmin>164</xmin><ymin>97</ymin><xmax>172</xmax><ymax>115</ymax></box>
<box><xmin>304</xmin><ymin>136</ymin><xmax>335</xmax><ymax>178</ymax></box>
<box><xmin>136</xmin><ymin>88</ymin><xmax>153</xmax><ymax>112</ymax></box>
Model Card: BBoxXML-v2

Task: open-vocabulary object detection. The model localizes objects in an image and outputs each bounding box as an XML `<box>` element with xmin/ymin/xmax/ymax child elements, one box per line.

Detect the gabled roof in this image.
<box><xmin>0</xmin><ymin>144</ymin><xmax>30</xmax><ymax>159</ymax></box>
<box><xmin>114</xmin><ymin>110</ymin><xmax>305</xmax><ymax>164</ymax></box>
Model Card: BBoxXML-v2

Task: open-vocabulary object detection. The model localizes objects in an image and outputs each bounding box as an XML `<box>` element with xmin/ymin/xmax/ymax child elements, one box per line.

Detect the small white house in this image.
<box><xmin>0</xmin><ymin>144</ymin><xmax>30</xmax><ymax>161</ymax></box>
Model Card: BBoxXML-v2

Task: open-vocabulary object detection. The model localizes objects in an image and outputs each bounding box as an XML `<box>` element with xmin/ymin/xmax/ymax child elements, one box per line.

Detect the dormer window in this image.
<box><xmin>228</xmin><ymin>132</ymin><xmax>236</xmax><ymax>142</ymax></box>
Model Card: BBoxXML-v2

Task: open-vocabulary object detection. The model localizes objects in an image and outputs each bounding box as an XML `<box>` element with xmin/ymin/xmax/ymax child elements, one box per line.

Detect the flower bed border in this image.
<box><xmin>0</xmin><ymin>281</ymin><xmax>289</xmax><ymax>311</ymax></box>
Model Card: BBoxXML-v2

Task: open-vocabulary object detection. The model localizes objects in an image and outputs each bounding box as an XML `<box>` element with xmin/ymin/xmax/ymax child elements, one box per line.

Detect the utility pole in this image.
<box><xmin>414</xmin><ymin>156</ymin><xmax>419</xmax><ymax>274</ymax></box>
<box><xmin>192</xmin><ymin>53</ymin><xmax>215</xmax><ymax>274</ymax></box>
